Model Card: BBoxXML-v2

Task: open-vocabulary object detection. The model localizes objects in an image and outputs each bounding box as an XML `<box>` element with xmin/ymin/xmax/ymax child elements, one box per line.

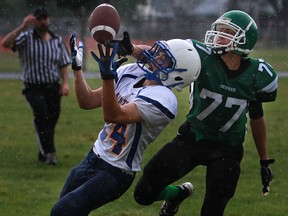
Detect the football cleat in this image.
<box><xmin>46</xmin><ymin>153</ymin><xmax>57</xmax><ymax>166</ymax></box>
<box><xmin>159</xmin><ymin>182</ymin><xmax>194</xmax><ymax>216</ymax></box>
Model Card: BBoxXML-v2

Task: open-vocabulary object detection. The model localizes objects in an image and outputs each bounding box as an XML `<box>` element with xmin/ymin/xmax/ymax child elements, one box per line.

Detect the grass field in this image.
<box><xmin>0</xmin><ymin>77</ymin><xmax>287</xmax><ymax>216</ymax></box>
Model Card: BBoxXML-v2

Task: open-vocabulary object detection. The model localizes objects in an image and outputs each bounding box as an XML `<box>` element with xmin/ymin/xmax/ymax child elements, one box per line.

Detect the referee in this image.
<box><xmin>1</xmin><ymin>7</ymin><xmax>71</xmax><ymax>165</ymax></box>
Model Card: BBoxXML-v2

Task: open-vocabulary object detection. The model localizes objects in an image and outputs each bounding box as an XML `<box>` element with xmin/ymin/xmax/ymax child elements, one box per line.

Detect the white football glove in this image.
<box><xmin>70</xmin><ymin>32</ymin><xmax>84</xmax><ymax>71</ymax></box>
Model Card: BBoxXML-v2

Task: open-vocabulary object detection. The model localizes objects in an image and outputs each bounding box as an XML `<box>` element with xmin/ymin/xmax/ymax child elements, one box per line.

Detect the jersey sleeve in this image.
<box><xmin>12</xmin><ymin>31</ymin><xmax>28</xmax><ymax>52</ymax></box>
<box><xmin>133</xmin><ymin>86</ymin><xmax>177</xmax><ymax>126</ymax></box>
<box><xmin>254</xmin><ymin>59</ymin><xmax>278</xmax><ymax>102</ymax></box>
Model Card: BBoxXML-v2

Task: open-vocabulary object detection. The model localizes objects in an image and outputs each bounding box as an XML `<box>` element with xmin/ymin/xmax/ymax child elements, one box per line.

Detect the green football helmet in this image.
<box><xmin>204</xmin><ymin>10</ymin><xmax>259</xmax><ymax>56</ymax></box>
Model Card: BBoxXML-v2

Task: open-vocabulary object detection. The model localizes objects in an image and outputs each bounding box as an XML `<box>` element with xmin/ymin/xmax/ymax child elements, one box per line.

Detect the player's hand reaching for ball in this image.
<box><xmin>70</xmin><ymin>32</ymin><xmax>84</xmax><ymax>71</ymax></box>
<box><xmin>91</xmin><ymin>41</ymin><xmax>127</xmax><ymax>80</ymax></box>
<box><xmin>112</xmin><ymin>31</ymin><xmax>134</xmax><ymax>57</ymax></box>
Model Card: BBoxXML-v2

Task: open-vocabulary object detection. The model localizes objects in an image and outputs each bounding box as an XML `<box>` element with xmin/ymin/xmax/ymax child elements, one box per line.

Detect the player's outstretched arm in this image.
<box><xmin>91</xmin><ymin>41</ymin><xmax>142</xmax><ymax>124</ymax></box>
<box><xmin>250</xmin><ymin>116</ymin><xmax>274</xmax><ymax>196</ymax></box>
<box><xmin>70</xmin><ymin>32</ymin><xmax>102</xmax><ymax>109</ymax></box>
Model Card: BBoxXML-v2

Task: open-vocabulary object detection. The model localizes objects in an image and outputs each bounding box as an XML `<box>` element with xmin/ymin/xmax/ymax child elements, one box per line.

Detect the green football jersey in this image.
<box><xmin>186</xmin><ymin>39</ymin><xmax>278</xmax><ymax>146</ymax></box>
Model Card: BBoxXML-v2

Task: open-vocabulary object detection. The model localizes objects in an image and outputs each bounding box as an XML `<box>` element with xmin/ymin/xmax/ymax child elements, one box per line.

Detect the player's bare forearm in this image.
<box><xmin>101</xmin><ymin>80</ymin><xmax>142</xmax><ymax>124</ymax></box>
<box><xmin>131</xmin><ymin>44</ymin><xmax>151</xmax><ymax>59</ymax></box>
<box><xmin>250</xmin><ymin>117</ymin><xmax>268</xmax><ymax>160</ymax></box>
<box><xmin>73</xmin><ymin>70</ymin><xmax>102</xmax><ymax>109</ymax></box>
<box><xmin>101</xmin><ymin>79</ymin><xmax>120</xmax><ymax>122</ymax></box>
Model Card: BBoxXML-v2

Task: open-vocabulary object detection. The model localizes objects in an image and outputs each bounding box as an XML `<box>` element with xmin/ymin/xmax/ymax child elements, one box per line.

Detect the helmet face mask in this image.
<box><xmin>137</xmin><ymin>39</ymin><xmax>201</xmax><ymax>91</ymax></box>
<box><xmin>204</xmin><ymin>10</ymin><xmax>259</xmax><ymax>56</ymax></box>
<box><xmin>137</xmin><ymin>41</ymin><xmax>175</xmax><ymax>81</ymax></box>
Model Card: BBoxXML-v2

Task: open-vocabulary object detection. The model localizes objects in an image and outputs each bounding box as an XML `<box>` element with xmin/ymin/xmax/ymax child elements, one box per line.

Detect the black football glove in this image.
<box><xmin>260</xmin><ymin>159</ymin><xmax>275</xmax><ymax>196</ymax></box>
<box><xmin>112</xmin><ymin>31</ymin><xmax>134</xmax><ymax>57</ymax></box>
<box><xmin>70</xmin><ymin>32</ymin><xmax>84</xmax><ymax>71</ymax></box>
<box><xmin>90</xmin><ymin>41</ymin><xmax>127</xmax><ymax>80</ymax></box>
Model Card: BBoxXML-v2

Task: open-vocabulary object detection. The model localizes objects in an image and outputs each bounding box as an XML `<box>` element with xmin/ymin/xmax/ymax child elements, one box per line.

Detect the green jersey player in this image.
<box><xmin>116</xmin><ymin>10</ymin><xmax>278</xmax><ymax>216</ymax></box>
<box><xmin>186</xmin><ymin>39</ymin><xmax>277</xmax><ymax>146</ymax></box>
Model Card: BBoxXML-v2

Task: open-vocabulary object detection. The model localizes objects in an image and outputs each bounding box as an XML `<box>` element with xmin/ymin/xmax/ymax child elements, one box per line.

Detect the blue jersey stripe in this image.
<box><xmin>126</xmin><ymin>122</ymin><xmax>142</xmax><ymax>169</ymax></box>
<box><xmin>115</xmin><ymin>74</ymin><xmax>137</xmax><ymax>89</ymax></box>
<box><xmin>137</xmin><ymin>95</ymin><xmax>175</xmax><ymax>120</ymax></box>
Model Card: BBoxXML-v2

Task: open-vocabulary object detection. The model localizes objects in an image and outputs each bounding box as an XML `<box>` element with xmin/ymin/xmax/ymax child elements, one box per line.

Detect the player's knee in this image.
<box><xmin>221</xmin><ymin>184</ymin><xmax>237</xmax><ymax>199</ymax></box>
<box><xmin>202</xmin><ymin>182</ymin><xmax>236</xmax><ymax>215</ymax></box>
<box><xmin>50</xmin><ymin>203</ymin><xmax>61</xmax><ymax>216</ymax></box>
<box><xmin>50</xmin><ymin>195</ymin><xmax>82</xmax><ymax>216</ymax></box>
<box><xmin>50</xmin><ymin>203</ymin><xmax>73</xmax><ymax>216</ymax></box>
<box><xmin>134</xmin><ymin>192</ymin><xmax>153</xmax><ymax>205</ymax></box>
<box><xmin>201</xmin><ymin>193</ymin><xmax>231</xmax><ymax>216</ymax></box>
<box><xmin>134</xmin><ymin>183</ymin><xmax>155</xmax><ymax>205</ymax></box>
<box><xmin>221</xmin><ymin>162</ymin><xmax>240</xmax><ymax>198</ymax></box>
<box><xmin>134</xmin><ymin>176</ymin><xmax>157</xmax><ymax>205</ymax></box>
<box><xmin>212</xmin><ymin>158</ymin><xmax>241</xmax><ymax>198</ymax></box>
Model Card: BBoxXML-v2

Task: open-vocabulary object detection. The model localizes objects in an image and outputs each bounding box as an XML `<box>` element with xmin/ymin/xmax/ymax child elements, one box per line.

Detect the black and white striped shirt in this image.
<box><xmin>12</xmin><ymin>29</ymin><xmax>70</xmax><ymax>84</ymax></box>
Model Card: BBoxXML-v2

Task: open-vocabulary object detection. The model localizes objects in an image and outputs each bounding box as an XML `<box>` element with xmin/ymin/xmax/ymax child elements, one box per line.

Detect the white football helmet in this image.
<box><xmin>137</xmin><ymin>39</ymin><xmax>201</xmax><ymax>91</ymax></box>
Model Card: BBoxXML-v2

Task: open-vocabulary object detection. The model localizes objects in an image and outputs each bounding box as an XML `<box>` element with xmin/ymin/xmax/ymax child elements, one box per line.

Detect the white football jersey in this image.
<box><xmin>93</xmin><ymin>63</ymin><xmax>177</xmax><ymax>172</ymax></box>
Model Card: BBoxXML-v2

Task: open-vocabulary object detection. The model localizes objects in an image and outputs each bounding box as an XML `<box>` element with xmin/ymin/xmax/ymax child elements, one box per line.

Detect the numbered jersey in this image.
<box><xmin>186</xmin><ymin>39</ymin><xmax>278</xmax><ymax>146</ymax></box>
<box><xmin>94</xmin><ymin>63</ymin><xmax>177</xmax><ymax>172</ymax></box>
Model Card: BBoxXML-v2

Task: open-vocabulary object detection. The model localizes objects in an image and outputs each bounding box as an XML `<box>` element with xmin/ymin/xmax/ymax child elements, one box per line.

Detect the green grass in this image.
<box><xmin>250</xmin><ymin>48</ymin><xmax>288</xmax><ymax>71</ymax></box>
<box><xmin>0</xmin><ymin>78</ymin><xmax>287</xmax><ymax>216</ymax></box>
<box><xmin>0</xmin><ymin>51</ymin><xmax>21</xmax><ymax>72</ymax></box>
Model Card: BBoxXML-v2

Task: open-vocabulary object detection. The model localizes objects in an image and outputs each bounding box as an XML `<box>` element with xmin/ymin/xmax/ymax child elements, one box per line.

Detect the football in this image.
<box><xmin>88</xmin><ymin>3</ymin><xmax>120</xmax><ymax>44</ymax></box>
